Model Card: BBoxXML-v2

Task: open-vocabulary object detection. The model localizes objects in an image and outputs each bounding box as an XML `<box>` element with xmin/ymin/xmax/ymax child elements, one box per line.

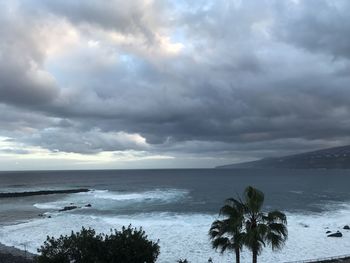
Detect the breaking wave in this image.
<box><xmin>34</xmin><ymin>189</ymin><xmax>189</xmax><ymax>211</ymax></box>
<box><xmin>85</xmin><ymin>189</ymin><xmax>188</xmax><ymax>202</ymax></box>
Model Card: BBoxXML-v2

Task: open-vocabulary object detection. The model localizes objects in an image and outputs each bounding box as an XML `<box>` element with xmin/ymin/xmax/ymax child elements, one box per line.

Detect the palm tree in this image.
<box><xmin>243</xmin><ymin>186</ymin><xmax>288</xmax><ymax>263</ymax></box>
<box><xmin>209</xmin><ymin>197</ymin><xmax>246</xmax><ymax>263</ymax></box>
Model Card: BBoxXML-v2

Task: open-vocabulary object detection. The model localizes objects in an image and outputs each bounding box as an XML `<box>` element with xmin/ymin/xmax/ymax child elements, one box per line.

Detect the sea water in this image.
<box><xmin>0</xmin><ymin>169</ymin><xmax>350</xmax><ymax>262</ymax></box>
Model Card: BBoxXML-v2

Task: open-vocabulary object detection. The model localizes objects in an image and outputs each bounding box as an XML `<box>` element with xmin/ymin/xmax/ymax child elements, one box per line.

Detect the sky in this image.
<box><xmin>0</xmin><ymin>0</ymin><xmax>350</xmax><ymax>170</ymax></box>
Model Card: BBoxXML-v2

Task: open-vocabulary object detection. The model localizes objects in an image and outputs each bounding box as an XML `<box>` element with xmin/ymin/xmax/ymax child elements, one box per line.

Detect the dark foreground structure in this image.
<box><xmin>0</xmin><ymin>243</ymin><xmax>34</xmax><ymax>263</ymax></box>
<box><xmin>0</xmin><ymin>252</ymin><xmax>33</xmax><ymax>263</ymax></box>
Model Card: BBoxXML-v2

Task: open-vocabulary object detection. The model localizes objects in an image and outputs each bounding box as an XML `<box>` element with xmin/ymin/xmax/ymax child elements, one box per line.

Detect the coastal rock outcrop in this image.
<box><xmin>327</xmin><ymin>231</ymin><xmax>343</xmax><ymax>237</ymax></box>
<box><xmin>59</xmin><ymin>206</ymin><xmax>78</xmax><ymax>212</ymax></box>
<box><xmin>59</xmin><ymin>203</ymin><xmax>91</xmax><ymax>211</ymax></box>
<box><xmin>38</xmin><ymin>213</ymin><xmax>52</xmax><ymax>218</ymax></box>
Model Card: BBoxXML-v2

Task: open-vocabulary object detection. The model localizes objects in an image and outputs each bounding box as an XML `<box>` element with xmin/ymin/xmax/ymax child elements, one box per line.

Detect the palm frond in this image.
<box><xmin>244</xmin><ymin>186</ymin><xmax>264</xmax><ymax>214</ymax></box>
<box><xmin>209</xmin><ymin>220</ymin><xmax>227</xmax><ymax>238</ymax></box>
<box><xmin>268</xmin><ymin>223</ymin><xmax>288</xmax><ymax>238</ymax></box>
<box><xmin>220</xmin><ymin>204</ymin><xmax>241</xmax><ymax>218</ymax></box>
<box><xmin>265</xmin><ymin>210</ymin><xmax>287</xmax><ymax>224</ymax></box>
<box><xmin>212</xmin><ymin>237</ymin><xmax>230</xmax><ymax>253</ymax></box>
<box><xmin>266</xmin><ymin>232</ymin><xmax>285</xmax><ymax>251</ymax></box>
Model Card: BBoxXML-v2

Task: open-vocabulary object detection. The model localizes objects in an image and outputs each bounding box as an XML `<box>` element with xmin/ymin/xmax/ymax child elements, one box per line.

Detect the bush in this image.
<box><xmin>103</xmin><ymin>226</ymin><xmax>160</xmax><ymax>262</ymax></box>
<box><xmin>37</xmin><ymin>225</ymin><xmax>160</xmax><ymax>263</ymax></box>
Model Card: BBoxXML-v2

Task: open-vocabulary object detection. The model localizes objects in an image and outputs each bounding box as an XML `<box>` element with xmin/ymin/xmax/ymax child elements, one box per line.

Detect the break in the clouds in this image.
<box><xmin>1</xmin><ymin>0</ymin><xmax>350</xmax><ymax>169</ymax></box>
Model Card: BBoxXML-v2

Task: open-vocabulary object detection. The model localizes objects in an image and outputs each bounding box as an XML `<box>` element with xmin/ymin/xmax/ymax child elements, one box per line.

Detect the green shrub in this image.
<box><xmin>103</xmin><ymin>226</ymin><xmax>160</xmax><ymax>262</ymax></box>
<box><xmin>37</xmin><ymin>225</ymin><xmax>159</xmax><ymax>263</ymax></box>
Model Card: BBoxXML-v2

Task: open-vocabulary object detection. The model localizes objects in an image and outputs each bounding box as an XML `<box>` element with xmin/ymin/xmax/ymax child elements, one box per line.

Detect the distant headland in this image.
<box><xmin>217</xmin><ymin>145</ymin><xmax>350</xmax><ymax>169</ymax></box>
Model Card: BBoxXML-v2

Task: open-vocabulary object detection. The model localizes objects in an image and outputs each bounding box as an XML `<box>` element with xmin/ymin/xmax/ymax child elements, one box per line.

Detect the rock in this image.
<box><xmin>343</xmin><ymin>225</ymin><xmax>350</xmax><ymax>230</ymax></box>
<box><xmin>328</xmin><ymin>231</ymin><xmax>343</xmax><ymax>237</ymax></box>
<box><xmin>59</xmin><ymin>205</ymin><xmax>78</xmax><ymax>212</ymax></box>
<box><xmin>85</xmin><ymin>204</ymin><xmax>92</xmax><ymax>207</ymax></box>
<box><xmin>326</xmin><ymin>231</ymin><xmax>331</xmax><ymax>234</ymax></box>
<box><xmin>48</xmin><ymin>216</ymin><xmax>52</xmax><ymax>218</ymax></box>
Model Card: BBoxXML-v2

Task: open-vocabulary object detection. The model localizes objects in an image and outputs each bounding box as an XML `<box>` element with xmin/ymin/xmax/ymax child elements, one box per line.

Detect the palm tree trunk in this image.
<box><xmin>235</xmin><ymin>247</ymin><xmax>240</xmax><ymax>263</ymax></box>
<box><xmin>252</xmin><ymin>250</ymin><xmax>257</xmax><ymax>263</ymax></box>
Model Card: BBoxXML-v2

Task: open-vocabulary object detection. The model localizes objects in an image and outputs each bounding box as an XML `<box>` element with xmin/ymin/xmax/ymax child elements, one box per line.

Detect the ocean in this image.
<box><xmin>0</xmin><ymin>169</ymin><xmax>350</xmax><ymax>262</ymax></box>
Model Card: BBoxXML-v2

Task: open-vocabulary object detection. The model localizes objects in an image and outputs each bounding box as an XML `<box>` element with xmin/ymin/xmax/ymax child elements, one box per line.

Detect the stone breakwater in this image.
<box><xmin>0</xmin><ymin>188</ymin><xmax>90</xmax><ymax>198</ymax></box>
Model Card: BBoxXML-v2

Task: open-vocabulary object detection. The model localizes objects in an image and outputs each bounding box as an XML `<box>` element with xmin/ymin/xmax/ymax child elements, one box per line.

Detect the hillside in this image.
<box><xmin>217</xmin><ymin>145</ymin><xmax>350</xmax><ymax>169</ymax></box>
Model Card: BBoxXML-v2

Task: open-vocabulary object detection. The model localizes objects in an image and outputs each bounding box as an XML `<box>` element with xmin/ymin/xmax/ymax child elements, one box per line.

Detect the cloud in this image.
<box><xmin>1</xmin><ymin>0</ymin><xmax>350</xmax><ymax>168</ymax></box>
<box><xmin>274</xmin><ymin>0</ymin><xmax>350</xmax><ymax>59</ymax></box>
<box><xmin>0</xmin><ymin>2</ymin><xmax>59</xmax><ymax>106</ymax></box>
<box><xmin>26</xmin><ymin>129</ymin><xmax>149</xmax><ymax>154</ymax></box>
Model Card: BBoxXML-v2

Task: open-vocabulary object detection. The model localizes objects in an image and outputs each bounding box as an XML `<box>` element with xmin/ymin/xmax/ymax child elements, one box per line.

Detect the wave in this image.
<box><xmin>86</xmin><ymin>189</ymin><xmax>188</xmax><ymax>202</ymax></box>
<box><xmin>33</xmin><ymin>189</ymin><xmax>189</xmax><ymax>211</ymax></box>
<box><xmin>34</xmin><ymin>203</ymin><xmax>64</xmax><ymax>210</ymax></box>
<box><xmin>289</xmin><ymin>190</ymin><xmax>304</xmax><ymax>195</ymax></box>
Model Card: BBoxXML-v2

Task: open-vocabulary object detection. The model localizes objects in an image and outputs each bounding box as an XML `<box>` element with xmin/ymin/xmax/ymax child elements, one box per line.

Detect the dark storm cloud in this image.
<box><xmin>0</xmin><ymin>104</ymin><xmax>60</xmax><ymax>134</ymax></box>
<box><xmin>1</xmin><ymin>0</ymin><xmax>350</xmax><ymax>164</ymax></box>
<box><xmin>0</xmin><ymin>2</ymin><xmax>59</xmax><ymax>106</ymax></box>
<box><xmin>275</xmin><ymin>0</ymin><xmax>350</xmax><ymax>59</ymax></box>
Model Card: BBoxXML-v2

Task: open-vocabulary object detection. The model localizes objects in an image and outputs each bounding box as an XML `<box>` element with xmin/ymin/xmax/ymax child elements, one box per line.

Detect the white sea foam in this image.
<box><xmin>33</xmin><ymin>189</ymin><xmax>188</xmax><ymax>211</ymax></box>
<box><xmin>33</xmin><ymin>203</ymin><xmax>63</xmax><ymax>210</ymax></box>
<box><xmin>86</xmin><ymin>189</ymin><xmax>188</xmax><ymax>202</ymax></box>
<box><xmin>1</xmin><ymin>206</ymin><xmax>350</xmax><ymax>263</ymax></box>
<box><xmin>289</xmin><ymin>190</ymin><xmax>303</xmax><ymax>195</ymax></box>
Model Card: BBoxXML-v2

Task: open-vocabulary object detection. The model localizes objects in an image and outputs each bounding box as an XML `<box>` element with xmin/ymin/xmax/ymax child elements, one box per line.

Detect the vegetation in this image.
<box><xmin>209</xmin><ymin>186</ymin><xmax>288</xmax><ymax>263</ymax></box>
<box><xmin>36</xmin><ymin>226</ymin><xmax>159</xmax><ymax>263</ymax></box>
<box><xmin>209</xmin><ymin>197</ymin><xmax>245</xmax><ymax>263</ymax></box>
<box><xmin>244</xmin><ymin>186</ymin><xmax>288</xmax><ymax>263</ymax></box>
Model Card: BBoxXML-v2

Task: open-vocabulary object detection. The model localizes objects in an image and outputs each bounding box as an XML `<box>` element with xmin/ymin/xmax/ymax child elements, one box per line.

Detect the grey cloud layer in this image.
<box><xmin>1</xmin><ymin>0</ymin><xmax>350</xmax><ymax>164</ymax></box>
<box><xmin>276</xmin><ymin>0</ymin><xmax>350</xmax><ymax>58</ymax></box>
<box><xmin>0</xmin><ymin>2</ymin><xmax>58</xmax><ymax>106</ymax></box>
